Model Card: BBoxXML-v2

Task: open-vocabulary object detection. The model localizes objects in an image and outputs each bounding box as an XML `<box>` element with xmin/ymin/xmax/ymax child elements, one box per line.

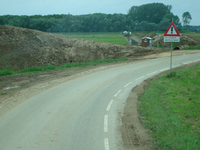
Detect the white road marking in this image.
<box><xmin>124</xmin><ymin>82</ymin><xmax>132</xmax><ymax>88</ymax></box>
<box><xmin>114</xmin><ymin>89</ymin><xmax>122</xmax><ymax>97</ymax></box>
<box><xmin>106</xmin><ymin>100</ymin><xmax>114</xmax><ymax>111</ymax></box>
<box><xmin>147</xmin><ymin>71</ymin><xmax>157</xmax><ymax>76</ymax></box>
<box><xmin>183</xmin><ymin>61</ymin><xmax>192</xmax><ymax>65</ymax></box>
<box><xmin>160</xmin><ymin>68</ymin><xmax>169</xmax><ymax>72</ymax></box>
<box><xmin>104</xmin><ymin>138</ymin><xmax>110</xmax><ymax>150</ymax></box>
<box><xmin>173</xmin><ymin>65</ymin><xmax>180</xmax><ymax>68</ymax></box>
<box><xmin>135</xmin><ymin>76</ymin><xmax>144</xmax><ymax>81</ymax></box>
<box><xmin>195</xmin><ymin>59</ymin><xmax>200</xmax><ymax>62</ymax></box>
<box><xmin>104</xmin><ymin>115</ymin><xmax>108</xmax><ymax>132</ymax></box>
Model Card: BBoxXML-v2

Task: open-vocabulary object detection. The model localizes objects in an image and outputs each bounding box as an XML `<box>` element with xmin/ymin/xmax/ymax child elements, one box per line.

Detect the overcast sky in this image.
<box><xmin>0</xmin><ymin>0</ymin><xmax>199</xmax><ymax>25</ymax></box>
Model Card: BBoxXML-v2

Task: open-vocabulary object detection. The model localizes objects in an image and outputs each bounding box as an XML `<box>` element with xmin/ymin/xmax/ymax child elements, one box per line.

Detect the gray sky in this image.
<box><xmin>0</xmin><ymin>0</ymin><xmax>199</xmax><ymax>25</ymax></box>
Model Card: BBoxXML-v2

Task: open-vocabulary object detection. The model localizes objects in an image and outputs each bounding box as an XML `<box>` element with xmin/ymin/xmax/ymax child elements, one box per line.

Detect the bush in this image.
<box><xmin>0</xmin><ymin>70</ymin><xmax>13</xmax><ymax>76</ymax></box>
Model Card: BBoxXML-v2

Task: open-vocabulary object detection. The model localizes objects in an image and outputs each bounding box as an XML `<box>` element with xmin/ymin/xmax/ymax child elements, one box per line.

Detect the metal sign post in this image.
<box><xmin>164</xmin><ymin>21</ymin><xmax>180</xmax><ymax>73</ymax></box>
<box><xmin>170</xmin><ymin>42</ymin><xmax>172</xmax><ymax>73</ymax></box>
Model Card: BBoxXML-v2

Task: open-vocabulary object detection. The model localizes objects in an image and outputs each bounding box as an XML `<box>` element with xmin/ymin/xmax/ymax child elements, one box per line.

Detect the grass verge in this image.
<box><xmin>182</xmin><ymin>45</ymin><xmax>200</xmax><ymax>50</ymax></box>
<box><xmin>138</xmin><ymin>64</ymin><xmax>200</xmax><ymax>150</ymax></box>
<box><xmin>0</xmin><ymin>58</ymin><xmax>128</xmax><ymax>76</ymax></box>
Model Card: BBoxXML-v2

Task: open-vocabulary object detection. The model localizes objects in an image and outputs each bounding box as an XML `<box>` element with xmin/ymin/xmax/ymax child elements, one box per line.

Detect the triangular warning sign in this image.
<box><xmin>164</xmin><ymin>22</ymin><xmax>180</xmax><ymax>37</ymax></box>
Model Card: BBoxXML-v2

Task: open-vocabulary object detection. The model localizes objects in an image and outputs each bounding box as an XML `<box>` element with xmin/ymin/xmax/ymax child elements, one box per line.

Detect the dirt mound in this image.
<box><xmin>152</xmin><ymin>34</ymin><xmax>200</xmax><ymax>48</ymax></box>
<box><xmin>0</xmin><ymin>25</ymin><xmax>167</xmax><ymax>70</ymax></box>
<box><xmin>144</xmin><ymin>33</ymin><xmax>157</xmax><ymax>38</ymax></box>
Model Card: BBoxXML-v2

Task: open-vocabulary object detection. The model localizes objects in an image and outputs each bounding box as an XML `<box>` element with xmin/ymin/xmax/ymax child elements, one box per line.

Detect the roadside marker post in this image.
<box><xmin>164</xmin><ymin>21</ymin><xmax>180</xmax><ymax>73</ymax></box>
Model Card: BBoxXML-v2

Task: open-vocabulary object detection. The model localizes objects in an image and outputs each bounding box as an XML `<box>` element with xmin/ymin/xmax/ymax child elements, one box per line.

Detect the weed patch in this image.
<box><xmin>0</xmin><ymin>92</ymin><xmax>7</xmax><ymax>95</ymax></box>
<box><xmin>166</xmin><ymin>71</ymin><xmax>177</xmax><ymax>78</ymax></box>
<box><xmin>0</xmin><ymin>70</ymin><xmax>13</xmax><ymax>76</ymax></box>
<box><xmin>182</xmin><ymin>45</ymin><xmax>200</xmax><ymax>50</ymax></box>
<box><xmin>0</xmin><ymin>58</ymin><xmax>128</xmax><ymax>76</ymax></box>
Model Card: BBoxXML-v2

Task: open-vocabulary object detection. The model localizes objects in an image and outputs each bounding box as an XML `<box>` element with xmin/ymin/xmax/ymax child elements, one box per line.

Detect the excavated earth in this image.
<box><xmin>151</xmin><ymin>33</ymin><xmax>200</xmax><ymax>48</ymax></box>
<box><xmin>0</xmin><ymin>25</ymin><xmax>169</xmax><ymax>71</ymax></box>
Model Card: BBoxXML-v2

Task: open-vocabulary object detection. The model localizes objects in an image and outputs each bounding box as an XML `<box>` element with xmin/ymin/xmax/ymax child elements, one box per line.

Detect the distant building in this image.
<box><xmin>142</xmin><ymin>37</ymin><xmax>152</xmax><ymax>47</ymax></box>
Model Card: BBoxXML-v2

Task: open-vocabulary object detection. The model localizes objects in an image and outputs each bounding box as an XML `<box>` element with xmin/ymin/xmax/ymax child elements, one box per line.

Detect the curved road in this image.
<box><xmin>0</xmin><ymin>53</ymin><xmax>200</xmax><ymax>150</ymax></box>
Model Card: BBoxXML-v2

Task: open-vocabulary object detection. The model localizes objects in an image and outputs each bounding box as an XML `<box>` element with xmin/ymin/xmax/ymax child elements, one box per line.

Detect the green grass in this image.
<box><xmin>138</xmin><ymin>64</ymin><xmax>200</xmax><ymax>150</ymax></box>
<box><xmin>84</xmin><ymin>36</ymin><xmax>127</xmax><ymax>45</ymax></box>
<box><xmin>56</xmin><ymin>32</ymin><xmax>127</xmax><ymax>45</ymax></box>
<box><xmin>181</xmin><ymin>31</ymin><xmax>200</xmax><ymax>40</ymax></box>
<box><xmin>182</xmin><ymin>45</ymin><xmax>200</xmax><ymax>50</ymax></box>
<box><xmin>0</xmin><ymin>92</ymin><xmax>7</xmax><ymax>95</ymax></box>
<box><xmin>0</xmin><ymin>70</ymin><xmax>13</xmax><ymax>76</ymax></box>
<box><xmin>0</xmin><ymin>58</ymin><xmax>128</xmax><ymax>76</ymax></box>
<box><xmin>194</xmin><ymin>36</ymin><xmax>200</xmax><ymax>40</ymax></box>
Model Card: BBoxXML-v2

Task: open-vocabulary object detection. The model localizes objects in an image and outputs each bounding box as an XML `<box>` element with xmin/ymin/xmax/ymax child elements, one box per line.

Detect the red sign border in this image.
<box><xmin>164</xmin><ymin>22</ymin><xmax>180</xmax><ymax>37</ymax></box>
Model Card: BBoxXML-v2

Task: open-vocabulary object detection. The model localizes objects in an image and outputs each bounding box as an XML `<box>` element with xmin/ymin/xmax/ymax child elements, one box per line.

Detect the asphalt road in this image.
<box><xmin>0</xmin><ymin>53</ymin><xmax>200</xmax><ymax>150</ymax></box>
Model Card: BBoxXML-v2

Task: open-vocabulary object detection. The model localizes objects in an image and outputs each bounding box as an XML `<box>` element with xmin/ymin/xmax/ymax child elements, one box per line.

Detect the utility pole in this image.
<box><xmin>157</xmin><ymin>30</ymin><xmax>159</xmax><ymax>48</ymax></box>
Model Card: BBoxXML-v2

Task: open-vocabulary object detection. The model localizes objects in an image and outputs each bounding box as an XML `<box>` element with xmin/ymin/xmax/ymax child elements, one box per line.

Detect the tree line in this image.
<box><xmin>0</xmin><ymin>3</ymin><xmax>191</xmax><ymax>32</ymax></box>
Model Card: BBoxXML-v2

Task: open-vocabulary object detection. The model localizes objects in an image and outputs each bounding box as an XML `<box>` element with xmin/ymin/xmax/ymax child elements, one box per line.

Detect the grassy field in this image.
<box><xmin>194</xmin><ymin>36</ymin><xmax>200</xmax><ymax>40</ymax></box>
<box><xmin>55</xmin><ymin>31</ymin><xmax>200</xmax><ymax>47</ymax></box>
<box><xmin>58</xmin><ymin>32</ymin><xmax>128</xmax><ymax>45</ymax></box>
<box><xmin>139</xmin><ymin>64</ymin><xmax>200</xmax><ymax>149</ymax></box>
<box><xmin>180</xmin><ymin>31</ymin><xmax>200</xmax><ymax>40</ymax></box>
<box><xmin>0</xmin><ymin>58</ymin><xmax>128</xmax><ymax>76</ymax></box>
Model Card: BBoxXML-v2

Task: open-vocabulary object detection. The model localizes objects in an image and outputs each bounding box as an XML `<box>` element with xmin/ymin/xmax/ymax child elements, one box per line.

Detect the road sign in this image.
<box><xmin>163</xmin><ymin>21</ymin><xmax>180</xmax><ymax>73</ymax></box>
<box><xmin>164</xmin><ymin>36</ymin><xmax>180</xmax><ymax>42</ymax></box>
<box><xmin>164</xmin><ymin>22</ymin><xmax>180</xmax><ymax>42</ymax></box>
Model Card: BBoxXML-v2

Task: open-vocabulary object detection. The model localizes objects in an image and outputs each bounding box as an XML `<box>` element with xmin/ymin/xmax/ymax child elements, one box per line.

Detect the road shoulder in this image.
<box><xmin>121</xmin><ymin>60</ymin><xmax>200</xmax><ymax>150</ymax></box>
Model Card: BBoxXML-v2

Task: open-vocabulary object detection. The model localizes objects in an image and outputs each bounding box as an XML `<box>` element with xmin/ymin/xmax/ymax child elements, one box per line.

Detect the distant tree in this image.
<box><xmin>139</xmin><ymin>21</ymin><xmax>158</xmax><ymax>31</ymax></box>
<box><xmin>0</xmin><ymin>9</ymin><xmax>181</xmax><ymax>33</ymax></box>
<box><xmin>163</xmin><ymin>13</ymin><xmax>182</xmax><ymax>30</ymax></box>
<box><xmin>18</xmin><ymin>16</ymin><xmax>30</xmax><ymax>28</ymax></box>
<box><xmin>159</xmin><ymin>18</ymin><xmax>170</xmax><ymax>31</ymax></box>
<box><xmin>128</xmin><ymin>3</ymin><xmax>172</xmax><ymax>24</ymax></box>
<box><xmin>0</xmin><ymin>16</ymin><xmax>4</xmax><ymax>25</ymax></box>
<box><xmin>182</xmin><ymin>12</ymin><xmax>192</xmax><ymax>27</ymax></box>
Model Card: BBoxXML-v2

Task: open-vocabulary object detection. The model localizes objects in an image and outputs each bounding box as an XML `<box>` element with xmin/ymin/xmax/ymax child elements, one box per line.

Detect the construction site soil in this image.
<box><xmin>1</xmin><ymin>25</ymin><xmax>200</xmax><ymax>150</ymax></box>
<box><xmin>0</xmin><ymin>25</ymin><xmax>169</xmax><ymax>71</ymax></box>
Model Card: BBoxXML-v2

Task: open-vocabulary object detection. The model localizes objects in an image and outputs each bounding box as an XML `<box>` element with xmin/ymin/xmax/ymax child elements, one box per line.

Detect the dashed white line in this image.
<box><xmin>160</xmin><ymin>68</ymin><xmax>169</xmax><ymax>72</ymax></box>
<box><xmin>114</xmin><ymin>89</ymin><xmax>122</xmax><ymax>97</ymax></box>
<box><xmin>106</xmin><ymin>100</ymin><xmax>114</xmax><ymax>111</ymax></box>
<box><xmin>173</xmin><ymin>65</ymin><xmax>180</xmax><ymax>68</ymax></box>
<box><xmin>147</xmin><ymin>71</ymin><xmax>157</xmax><ymax>76</ymax></box>
<box><xmin>124</xmin><ymin>82</ymin><xmax>132</xmax><ymax>88</ymax></box>
<box><xmin>104</xmin><ymin>115</ymin><xmax>108</xmax><ymax>132</ymax></box>
<box><xmin>135</xmin><ymin>76</ymin><xmax>144</xmax><ymax>81</ymax></box>
<box><xmin>104</xmin><ymin>138</ymin><xmax>110</xmax><ymax>150</ymax></box>
<box><xmin>183</xmin><ymin>61</ymin><xmax>192</xmax><ymax>65</ymax></box>
<box><xmin>195</xmin><ymin>59</ymin><xmax>200</xmax><ymax>62</ymax></box>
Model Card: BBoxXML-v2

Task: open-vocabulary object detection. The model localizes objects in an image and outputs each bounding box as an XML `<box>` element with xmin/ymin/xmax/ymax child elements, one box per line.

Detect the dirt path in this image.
<box><xmin>121</xmin><ymin>81</ymin><xmax>153</xmax><ymax>150</ymax></box>
<box><xmin>130</xmin><ymin>35</ymin><xmax>142</xmax><ymax>44</ymax></box>
<box><xmin>124</xmin><ymin>35</ymin><xmax>142</xmax><ymax>45</ymax></box>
